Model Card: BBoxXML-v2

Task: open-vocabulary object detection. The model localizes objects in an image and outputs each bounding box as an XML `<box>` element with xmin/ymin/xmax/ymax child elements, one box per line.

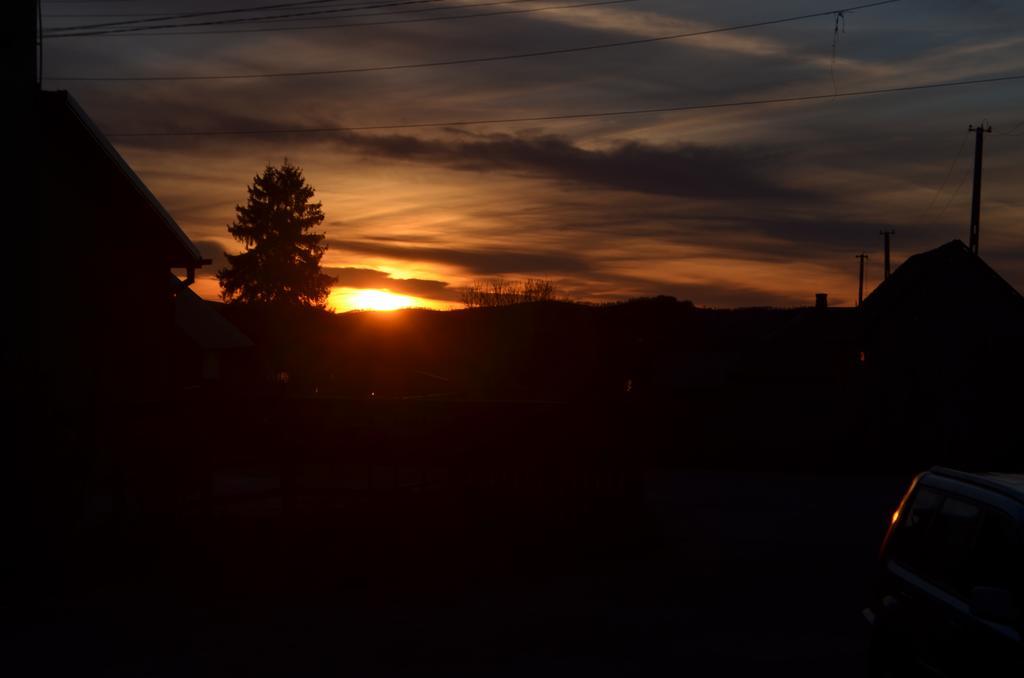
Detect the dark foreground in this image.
<box><xmin>14</xmin><ymin>468</ymin><xmax>906</xmax><ymax>677</ymax></box>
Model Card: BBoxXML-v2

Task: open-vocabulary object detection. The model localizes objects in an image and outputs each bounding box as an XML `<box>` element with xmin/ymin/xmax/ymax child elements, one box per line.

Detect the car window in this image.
<box><xmin>923</xmin><ymin>496</ymin><xmax>982</xmax><ymax>598</ymax></box>
<box><xmin>889</xmin><ymin>486</ymin><xmax>943</xmax><ymax>572</ymax></box>
<box><xmin>967</xmin><ymin>509</ymin><xmax>1024</xmax><ymax>607</ymax></box>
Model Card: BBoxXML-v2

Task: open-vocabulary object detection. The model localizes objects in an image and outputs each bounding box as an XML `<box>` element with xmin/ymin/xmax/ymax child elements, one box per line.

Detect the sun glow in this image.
<box><xmin>331</xmin><ymin>288</ymin><xmax>419</xmax><ymax>315</ymax></box>
<box><xmin>346</xmin><ymin>289</ymin><xmax>416</xmax><ymax>311</ymax></box>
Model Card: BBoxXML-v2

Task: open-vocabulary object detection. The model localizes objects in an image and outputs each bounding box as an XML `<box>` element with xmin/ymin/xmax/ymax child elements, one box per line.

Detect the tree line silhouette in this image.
<box><xmin>460</xmin><ymin>278</ymin><xmax>561</xmax><ymax>308</ymax></box>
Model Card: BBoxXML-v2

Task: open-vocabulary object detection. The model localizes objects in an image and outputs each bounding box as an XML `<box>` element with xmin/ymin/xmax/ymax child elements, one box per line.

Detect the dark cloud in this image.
<box><xmin>193</xmin><ymin>239</ymin><xmax>229</xmax><ymax>272</ymax></box>
<box><xmin>324</xmin><ymin>266</ymin><xmax>460</xmax><ymax>301</ymax></box>
<box><xmin>192</xmin><ymin>240</ymin><xmax>461</xmax><ymax>300</ymax></box>
<box><xmin>323</xmin><ymin>130</ymin><xmax>810</xmax><ymax>200</ymax></box>
<box><xmin>362</xmin><ymin>233</ymin><xmax>442</xmax><ymax>243</ymax></box>
<box><xmin>327</xmin><ymin>238</ymin><xmax>592</xmax><ymax>275</ymax></box>
<box><xmin>189</xmin><ymin>242</ymin><xmax>462</xmax><ymax>301</ymax></box>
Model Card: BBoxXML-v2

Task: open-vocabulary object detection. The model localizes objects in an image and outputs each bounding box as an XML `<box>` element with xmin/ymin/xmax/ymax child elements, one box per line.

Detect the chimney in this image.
<box><xmin>815</xmin><ymin>293</ymin><xmax>828</xmax><ymax>311</ymax></box>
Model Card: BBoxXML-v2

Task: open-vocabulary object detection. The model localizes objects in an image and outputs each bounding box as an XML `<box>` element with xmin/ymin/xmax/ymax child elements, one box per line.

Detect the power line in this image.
<box><xmin>43</xmin><ymin>0</ymin><xmax>381</xmax><ymax>19</ymax></box>
<box><xmin>995</xmin><ymin>118</ymin><xmax>1024</xmax><ymax>136</ymax></box>
<box><xmin>918</xmin><ymin>129</ymin><xmax>969</xmax><ymax>220</ymax></box>
<box><xmin>44</xmin><ymin>0</ymin><xmax>902</xmax><ymax>76</ymax></box>
<box><xmin>44</xmin><ymin>0</ymin><xmax>636</xmax><ymax>38</ymax></box>
<box><xmin>161</xmin><ymin>0</ymin><xmax>526</xmax><ymax>28</ymax></box>
<box><xmin>45</xmin><ymin>0</ymin><xmax>599</xmax><ymax>36</ymax></box>
<box><xmin>104</xmin><ymin>73</ymin><xmax>1024</xmax><ymax>138</ymax></box>
<box><xmin>935</xmin><ymin>162</ymin><xmax>973</xmax><ymax>221</ymax></box>
<box><xmin>46</xmin><ymin>0</ymin><xmax>399</xmax><ymax>31</ymax></box>
<box><xmin>46</xmin><ymin>13</ymin><xmax>215</xmax><ymax>17</ymax></box>
<box><xmin>44</xmin><ymin>0</ymin><xmax>568</xmax><ymax>34</ymax></box>
<box><xmin>232</xmin><ymin>0</ymin><xmax>570</xmax><ymax>26</ymax></box>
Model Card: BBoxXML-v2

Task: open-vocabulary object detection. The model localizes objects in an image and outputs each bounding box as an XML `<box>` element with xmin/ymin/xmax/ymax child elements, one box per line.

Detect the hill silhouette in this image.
<box><xmin>219</xmin><ymin>296</ymin><xmax>823</xmax><ymax>401</ymax></box>
<box><xmin>210</xmin><ymin>251</ymin><xmax>1024</xmax><ymax>474</ymax></box>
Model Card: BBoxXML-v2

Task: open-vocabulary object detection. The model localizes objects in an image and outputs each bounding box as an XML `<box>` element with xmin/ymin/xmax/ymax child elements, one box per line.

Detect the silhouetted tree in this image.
<box><xmin>218</xmin><ymin>161</ymin><xmax>334</xmax><ymax>308</ymax></box>
<box><xmin>461</xmin><ymin>278</ymin><xmax>561</xmax><ymax>307</ymax></box>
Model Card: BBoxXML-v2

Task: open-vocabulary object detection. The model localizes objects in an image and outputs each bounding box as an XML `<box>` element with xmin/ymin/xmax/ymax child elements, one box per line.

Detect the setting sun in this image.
<box><xmin>334</xmin><ymin>288</ymin><xmax>417</xmax><ymax>312</ymax></box>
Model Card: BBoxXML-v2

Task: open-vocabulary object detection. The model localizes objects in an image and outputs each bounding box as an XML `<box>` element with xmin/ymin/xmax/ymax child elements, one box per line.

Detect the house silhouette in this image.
<box><xmin>860</xmin><ymin>239</ymin><xmax>1024</xmax><ymax>466</ymax></box>
<box><xmin>38</xmin><ymin>90</ymin><xmax>248</xmax><ymax>404</ymax></box>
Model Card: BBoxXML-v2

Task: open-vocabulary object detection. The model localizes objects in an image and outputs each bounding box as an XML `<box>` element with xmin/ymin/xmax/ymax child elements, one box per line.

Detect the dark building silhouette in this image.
<box><xmin>37</xmin><ymin>89</ymin><xmax>246</xmax><ymax>406</ymax></box>
<box><xmin>860</xmin><ymin>239</ymin><xmax>1024</xmax><ymax>465</ymax></box>
<box><xmin>171</xmin><ymin>275</ymin><xmax>254</xmax><ymax>389</ymax></box>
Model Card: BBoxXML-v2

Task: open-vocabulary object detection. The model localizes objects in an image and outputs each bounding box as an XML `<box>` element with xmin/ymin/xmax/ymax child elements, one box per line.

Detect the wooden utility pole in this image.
<box><xmin>856</xmin><ymin>253</ymin><xmax>869</xmax><ymax>306</ymax></box>
<box><xmin>968</xmin><ymin>123</ymin><xmax>992</xmax><ymax>256</ymax></box>
<box><xmin>879</xmin><ymin>230</ymin><xmax>894</xmax><ymax>280</ymax></box>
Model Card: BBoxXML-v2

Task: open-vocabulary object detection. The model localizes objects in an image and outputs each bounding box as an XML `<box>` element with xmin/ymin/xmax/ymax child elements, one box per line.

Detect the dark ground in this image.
<box><xmin>13</xmin><ymin>469</ymin><xmax>908</xmax><ymax>677</ymax></box>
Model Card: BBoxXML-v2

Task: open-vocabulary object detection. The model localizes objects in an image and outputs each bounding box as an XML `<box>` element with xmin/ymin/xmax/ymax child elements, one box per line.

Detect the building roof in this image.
<box><xmin>860</xmin><ymin>239</ymin><xmax>1024</xmax><ymax>335</ymax></box>
<box><xmin>40</xmin><ymin>90</ymin><xmax>204</xmax><ymax>268</ymax></box>
<box><xmin>172</xmin><ymin>276</ymin><xmax>253</xmax><ymax>351</ymax></box>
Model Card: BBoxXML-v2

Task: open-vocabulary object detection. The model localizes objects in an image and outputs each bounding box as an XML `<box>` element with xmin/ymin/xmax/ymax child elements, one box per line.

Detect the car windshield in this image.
<box><xmin>969</xmin><ymin>508</ymin><xmax>1024</xmax><ymax>608</ymax></box>
<box><xmin>890</xmin><ymin>486</ymin><xmax>1023</xmax><ymax>604</ymax></box>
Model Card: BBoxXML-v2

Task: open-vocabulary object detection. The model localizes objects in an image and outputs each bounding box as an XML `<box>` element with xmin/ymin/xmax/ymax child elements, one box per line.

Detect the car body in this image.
<box><xmin>865</xmin><ymin>467</ymin><xmax>1024</xmax><ymax>676</ymax></box>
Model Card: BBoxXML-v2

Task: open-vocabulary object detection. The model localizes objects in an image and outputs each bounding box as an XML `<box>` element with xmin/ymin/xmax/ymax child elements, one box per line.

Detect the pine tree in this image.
<box><xmin>218</xmin><ymin>161</ymin><xmax>334</xmax><ymax>308</ymax></box>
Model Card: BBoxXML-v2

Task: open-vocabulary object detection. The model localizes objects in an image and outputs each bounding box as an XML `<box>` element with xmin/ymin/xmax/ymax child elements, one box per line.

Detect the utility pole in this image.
<box><xmin>968</xmin><ymin>123</ymin><xmax>992</xmax><ymax>256</ymax></box>
<box><xmin>879</xmin><ymin>230</ymin><xmax>894</xmax><ymax>280</ymax></box>
<box><xmin>856</xmin><ymin>253</ymin><xmax>869</xmax><ymax>307</ymax></box>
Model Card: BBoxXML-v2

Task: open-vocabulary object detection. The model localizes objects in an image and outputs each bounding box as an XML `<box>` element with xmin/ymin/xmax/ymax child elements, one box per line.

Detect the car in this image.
<box><xmin>864</xmin><ymin>467</ymin><xmax>1024</xmax><ymax>676</ymax></box>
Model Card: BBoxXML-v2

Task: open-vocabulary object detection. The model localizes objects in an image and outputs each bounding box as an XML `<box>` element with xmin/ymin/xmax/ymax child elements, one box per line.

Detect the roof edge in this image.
<box><xmin>61</xmin><ymin>92</ymin><xmax>203</xmax><ymax>266</ymax></box>
<box><xmin>863</xmin><ymin>238</ymin><xmax>1024</xmax><ymax>308</ymax></box>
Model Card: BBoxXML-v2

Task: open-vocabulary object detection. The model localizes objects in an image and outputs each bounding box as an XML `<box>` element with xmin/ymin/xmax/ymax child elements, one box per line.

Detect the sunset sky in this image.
<box><xmin>41</xmin><ymin>0</ymin><xmax>1024</xmax><ymax>311</ymax></box>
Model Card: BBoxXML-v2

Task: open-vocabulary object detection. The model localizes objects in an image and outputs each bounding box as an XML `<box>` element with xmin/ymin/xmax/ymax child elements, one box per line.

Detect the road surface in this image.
<box><xmin>15</xmin><ymin>470</ymin><xmax>908</xmax><ymax>676</ymax></box>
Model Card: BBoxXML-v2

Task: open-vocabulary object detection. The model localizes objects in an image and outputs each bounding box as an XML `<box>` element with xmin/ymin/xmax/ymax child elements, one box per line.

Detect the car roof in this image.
<box><xmin>927</xmin><ymin>467</ymin><xmax>1024</xmax><ymax>507</ymax></box>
